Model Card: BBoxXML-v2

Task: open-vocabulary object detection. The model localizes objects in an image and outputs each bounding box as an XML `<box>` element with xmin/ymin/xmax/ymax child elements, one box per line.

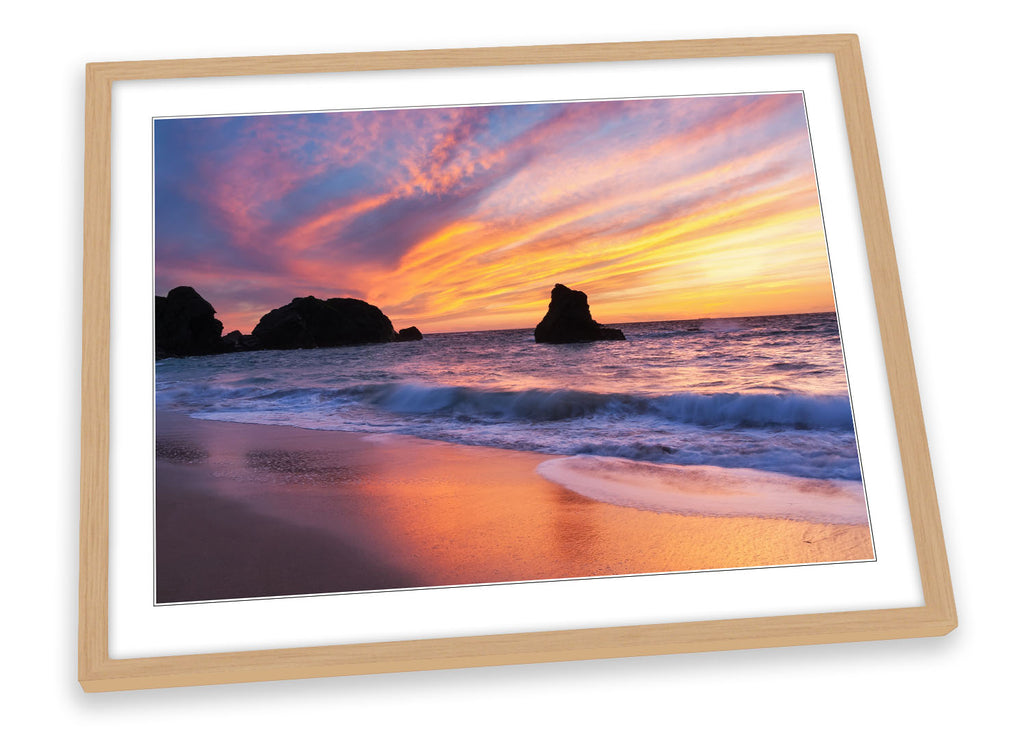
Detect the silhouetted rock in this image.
<box><xmin>534</xmin><ymin>284</ymin><xmax>625</xmax><ymax>344</ymax></box>
<box><xmin>155</xmin><ymin>286</ymin><xmax>224</xmax><ymax>359</ymax></box>
<box><xmin>395</xmin><ymin>326</ymin><xmax>423</xmax><ymax>342</ymax></box>
<box><xmin>251</xmin><ymin>296</ymin><xmax>397</xmax><ymax>350</ymax></box>
<box><xmin>221</xmin><ymin>330</ymin><xmax>261</xmax><ymax>352</ymax></box>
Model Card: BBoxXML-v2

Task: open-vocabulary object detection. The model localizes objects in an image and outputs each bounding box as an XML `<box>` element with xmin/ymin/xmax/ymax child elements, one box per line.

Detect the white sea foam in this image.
<box><xmin>536</xmin><ymin>456</ymin><xmax>869</xmax><ymax>525</ymax></box>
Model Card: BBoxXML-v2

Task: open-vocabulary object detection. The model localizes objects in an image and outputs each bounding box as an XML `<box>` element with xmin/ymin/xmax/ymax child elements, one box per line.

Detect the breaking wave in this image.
<box><xmin>161</xmin><ymin>381</ymin><xmax>854</xmax><ymax>431</ymax></box>
<box><xmin>155</xmin><ymin>315</ymin><xmax>861</xmax><ymax>481</ymax></box>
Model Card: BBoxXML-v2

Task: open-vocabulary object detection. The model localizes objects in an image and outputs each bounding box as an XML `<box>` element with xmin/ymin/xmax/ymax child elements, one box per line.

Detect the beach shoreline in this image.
<box><xmin>156</xmin><ymin>410</ymin><xmax>874</xmax><ymax>604</ymax></box>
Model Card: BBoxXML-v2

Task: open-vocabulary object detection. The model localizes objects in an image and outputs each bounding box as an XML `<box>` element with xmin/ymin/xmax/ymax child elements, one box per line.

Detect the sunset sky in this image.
<box><xmin>154</xmin><ymin>93</ymin><xmax>835</xmax><ymax>334</ymax></box>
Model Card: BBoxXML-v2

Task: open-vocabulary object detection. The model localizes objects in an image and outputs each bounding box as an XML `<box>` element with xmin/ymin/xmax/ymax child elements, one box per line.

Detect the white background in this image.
<box><xmin>2</xmin><ymin>0</ymin><xmax>1019</xmax><ymax>733</ymax></box>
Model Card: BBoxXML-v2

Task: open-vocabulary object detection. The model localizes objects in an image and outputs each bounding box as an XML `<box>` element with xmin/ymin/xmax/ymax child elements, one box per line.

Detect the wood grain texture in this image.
<box><xmin>80</xmin><ymin>62</ymin><xmax>112</xmax><ymax>688</ymax></box>
<box><xmin>79</xmin><ymin>34</ymin><xmax>955</xmax><ymax>692</ymax></box>
<box><xmin>85</xmin><ymin>34</ymin><xmax>853</xmax><ymax>80</ymax></box>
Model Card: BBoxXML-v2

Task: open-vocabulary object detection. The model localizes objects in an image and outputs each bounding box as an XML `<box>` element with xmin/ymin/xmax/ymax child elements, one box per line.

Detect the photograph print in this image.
<box><xmin>153</xmin><ymin>91</ymin><xmax>873</xmax><ymax>605</ymax></box>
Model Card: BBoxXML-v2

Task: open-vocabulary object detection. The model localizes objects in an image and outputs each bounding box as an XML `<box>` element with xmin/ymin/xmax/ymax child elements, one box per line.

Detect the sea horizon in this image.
<box><xmin>376</xmin><ymin>308</ymin><xmax>840</xmax><ymax>339</ymax></box>
<box><xmin>189</xmin><ymin>308</ymin><xmax>841</xmax><ymax>342</ymax></box>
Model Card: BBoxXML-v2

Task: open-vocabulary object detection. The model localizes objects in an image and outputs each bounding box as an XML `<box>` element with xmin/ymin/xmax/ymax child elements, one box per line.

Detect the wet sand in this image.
<box><xmin>156</xmin><ymin>411</ymin><xmax>874</xmax><ymax>603</ymax></box>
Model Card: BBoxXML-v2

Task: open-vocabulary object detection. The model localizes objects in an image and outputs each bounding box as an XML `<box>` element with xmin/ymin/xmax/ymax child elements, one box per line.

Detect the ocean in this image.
<box><xmin>155</xmin><ymin>311</ymin><xmax>863</xmax><ymax>484</ymax></box>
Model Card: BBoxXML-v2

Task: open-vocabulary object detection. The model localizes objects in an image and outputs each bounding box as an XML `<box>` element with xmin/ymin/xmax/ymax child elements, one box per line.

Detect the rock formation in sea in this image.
<box><xmin>221</xmin><ymin>330</ymin><xmax>261</xmax><ymax>353</ymax></box>
<box><xmin>155</xmin><ymin>286</ymin><xmax>225</xmax><ymax>358</ymax></box>
<box><xmin>534</xmin><ymin>283</ymin><xmax>626</xmax><ymax>343</ymax></box>
<box><xmin>155</xmin><ymin>288</ymin><xmax>423</xmax><ymax>358</ymax></box>
<box><xmin>395</xmin><ymin>326</ymin><xmax>423</xmax><ymax>341</ymax></box>
<box><xmin>251</xmin><ymin>295</ymin><xmax>399</xmax><ymax>350</ymax></box>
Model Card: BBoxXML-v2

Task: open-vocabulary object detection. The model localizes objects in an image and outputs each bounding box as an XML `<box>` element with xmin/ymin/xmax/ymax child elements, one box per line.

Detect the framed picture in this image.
<box><xmin>80</xmin><ymin>34</ymin><xmax>955</xmax><ymax>692</ymax></box>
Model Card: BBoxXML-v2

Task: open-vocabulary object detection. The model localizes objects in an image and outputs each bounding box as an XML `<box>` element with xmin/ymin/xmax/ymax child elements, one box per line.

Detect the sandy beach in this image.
<box><xmin>156</xmin><ymin>410</ymin><xmax>874</xmax><ymax>603</ymax></box>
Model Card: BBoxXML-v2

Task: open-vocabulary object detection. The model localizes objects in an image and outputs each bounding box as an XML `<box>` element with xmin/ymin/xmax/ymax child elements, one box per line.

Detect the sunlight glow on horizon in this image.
<box><xmin>155</xmin><ymin>93</ymin><xmax>836</xmax><ymax>335</ymax></box>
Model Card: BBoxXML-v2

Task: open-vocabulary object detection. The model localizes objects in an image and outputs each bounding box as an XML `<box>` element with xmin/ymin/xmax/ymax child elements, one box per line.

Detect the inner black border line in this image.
<box><xmin>148</xmin><ymin>88</ymin><xmax>877</xmax><ymax>609</ymax></box>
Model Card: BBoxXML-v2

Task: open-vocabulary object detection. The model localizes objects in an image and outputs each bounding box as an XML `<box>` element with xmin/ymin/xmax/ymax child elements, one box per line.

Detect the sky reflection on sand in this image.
<box><xmin>156</xmin><ymin>411</ymin><xmax>873</xmax><ymax>602</ymax></box>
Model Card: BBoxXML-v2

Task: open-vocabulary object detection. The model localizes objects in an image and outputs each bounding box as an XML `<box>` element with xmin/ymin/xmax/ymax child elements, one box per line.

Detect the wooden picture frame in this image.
<box><xmin>80</xmin><ymin>34</ymin><xmax>955</xmax><ymax>692</ymax></box>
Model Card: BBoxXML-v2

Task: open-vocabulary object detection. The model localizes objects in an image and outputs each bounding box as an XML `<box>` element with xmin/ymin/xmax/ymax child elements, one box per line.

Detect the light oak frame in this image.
<box><xmin>80</xmin><ymin>34</ymin><xmax>956</xmax><ymax>692</ymax></box>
